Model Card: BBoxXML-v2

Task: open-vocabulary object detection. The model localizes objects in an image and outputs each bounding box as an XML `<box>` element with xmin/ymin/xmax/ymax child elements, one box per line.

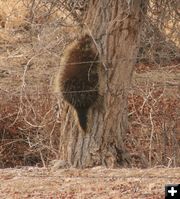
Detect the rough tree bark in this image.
<box><xmin>57</xmin><ymin>0</ymin><xmax>147</xmax><ymax>168</ymax></box>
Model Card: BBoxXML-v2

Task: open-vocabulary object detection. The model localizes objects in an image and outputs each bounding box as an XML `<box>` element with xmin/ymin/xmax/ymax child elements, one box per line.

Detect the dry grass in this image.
<box><xmin>0</xmin><ymin>167</ymin><xmax>180</xmax><ymax>198</ymax></box>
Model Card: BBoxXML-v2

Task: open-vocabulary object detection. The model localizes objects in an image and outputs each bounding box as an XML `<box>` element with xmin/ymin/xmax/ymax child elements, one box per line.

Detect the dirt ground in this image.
<box><xmin>0</xmin><ymin>167</ymin><xmax>180</xmax><ymax>199</ymax></box>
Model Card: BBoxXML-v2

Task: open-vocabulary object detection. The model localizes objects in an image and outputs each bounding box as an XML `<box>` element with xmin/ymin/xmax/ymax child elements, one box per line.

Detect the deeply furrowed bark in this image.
<box><xmin>57</xmin><ymin>0</ymin><xmax>147</xmax><ymax>168</ymax></box>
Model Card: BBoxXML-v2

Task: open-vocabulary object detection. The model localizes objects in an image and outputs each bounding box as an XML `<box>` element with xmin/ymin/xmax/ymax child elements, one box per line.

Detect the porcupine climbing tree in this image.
<box><xmin>57</xmin><ymin>0</ymin><xmax>148</xmax><ymax>168</ymax></box>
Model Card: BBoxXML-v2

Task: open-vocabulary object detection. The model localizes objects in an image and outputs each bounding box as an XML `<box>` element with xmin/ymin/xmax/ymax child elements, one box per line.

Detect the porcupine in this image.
<box><xmin>55</xmin><ymin>34</ymin><xmax>100</xmax><ymax>131</ymax></box>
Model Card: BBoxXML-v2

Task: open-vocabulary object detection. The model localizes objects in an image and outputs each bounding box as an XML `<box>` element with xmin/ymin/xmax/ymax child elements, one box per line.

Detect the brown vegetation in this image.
<box><xmin>0</xmin><ymin>0</ymin><xmax>179</xmax><ymax>168</ymax></box>
<box><xmin>0</xmin><ymin>1</ymin><xmax>179</xmax><ymax>198</ymax></box>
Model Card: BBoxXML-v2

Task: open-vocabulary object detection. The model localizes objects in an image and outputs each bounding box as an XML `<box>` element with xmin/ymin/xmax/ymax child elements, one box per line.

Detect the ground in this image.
<box><xmin>0</xmin><ymin>167</ymin><xmax>180</xmax><ymax>199</ymax></box>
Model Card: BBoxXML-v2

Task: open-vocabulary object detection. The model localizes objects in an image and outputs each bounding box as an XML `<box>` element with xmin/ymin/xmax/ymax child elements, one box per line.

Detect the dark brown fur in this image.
<box><xmin>58</xmin><ymin>34</ymin><xmax>99</xmax><ymax>131</ymax></box>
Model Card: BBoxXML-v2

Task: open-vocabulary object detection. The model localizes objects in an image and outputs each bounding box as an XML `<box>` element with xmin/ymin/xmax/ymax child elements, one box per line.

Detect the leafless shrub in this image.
<box><xmin>127</xmin><ymin>79</ymin><xmax>180</xmax><ymax>167</ymax></box>
<box><xmin>138</xmin><ymin>0</ymin><xmax>180</xmax><ymax>67</ymax></box>
<box><xmin>0</xmin><ymin>88</ymin><xmax>63</xmax><ymax>168</ymax></box>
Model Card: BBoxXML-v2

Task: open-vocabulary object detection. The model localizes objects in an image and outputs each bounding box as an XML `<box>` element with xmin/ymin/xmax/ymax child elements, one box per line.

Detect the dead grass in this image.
<box><xmin>0</xmin><ymin>167</ymin><xmax>179</xmax><ymax>198</ymax></box>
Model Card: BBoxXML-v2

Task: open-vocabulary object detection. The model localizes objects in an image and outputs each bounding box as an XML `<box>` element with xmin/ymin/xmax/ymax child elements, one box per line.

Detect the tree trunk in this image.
<box><xmin>57</xmin><ymin>0</ymin><xmax>147</xmax><ymax>168</ymax></box>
